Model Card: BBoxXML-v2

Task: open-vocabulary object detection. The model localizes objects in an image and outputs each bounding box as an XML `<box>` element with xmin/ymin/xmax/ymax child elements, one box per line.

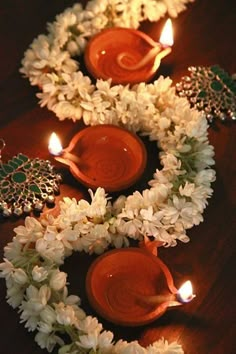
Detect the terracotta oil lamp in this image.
<box><xmin>86</xmin><ymin>238</ymin><xmax>195</xmax><ymax>326</ymax></box>
<box><xmin>49</xmin><ymin>125</ymin><xmax>147</xmax><ymax>192</ymax></box>
<box><xmin>84</xmin><ymin>19</ymin><xmax>174</xmax><ymax>85</ymax></box>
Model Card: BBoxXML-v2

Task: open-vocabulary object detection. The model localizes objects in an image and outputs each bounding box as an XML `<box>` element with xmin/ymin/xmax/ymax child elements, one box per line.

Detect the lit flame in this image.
<box><xmin>159</xmin><ymin>19</ymin><xmax>174</xmax><ymax>47</ymax></box>
<box><xmin>177</xmin><ymin>280</ymin><xmax>195</xmax><ymax>303</ymax></box>
<box><xmin>48</xmin><ymin>132</ymin><xmax>63</xmax><ymax>156</ymax></box>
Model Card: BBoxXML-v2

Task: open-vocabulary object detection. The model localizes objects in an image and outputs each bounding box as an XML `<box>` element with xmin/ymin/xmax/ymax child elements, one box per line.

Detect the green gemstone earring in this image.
<box><xmin>0</xmin><ymin>139</ymin><xmax>62</xmax><ymax>218</ymax></box>
<box><xmin>176</xmin><ymin>65</ymin><xmax>236</xmax><ymax>122</ymax></box>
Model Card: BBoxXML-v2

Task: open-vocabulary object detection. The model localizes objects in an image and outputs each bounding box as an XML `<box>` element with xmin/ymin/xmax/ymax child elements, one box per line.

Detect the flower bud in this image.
<box><xmin>49</xmin><ymin>270</ymin><xmax>67</xmax><ymax>291</ymax></box>
<box><xmin>12</xmin><ymin>268</ymin><xmax>28</xmax><ymax>285</ymax></box>
<box><xmin>32</xmin><ymin>265</ymin><xmax>48</xmax><ymax>282</ymax></box>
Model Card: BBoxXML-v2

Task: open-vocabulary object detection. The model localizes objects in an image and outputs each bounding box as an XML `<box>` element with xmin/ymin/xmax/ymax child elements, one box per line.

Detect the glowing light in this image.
<box><xmin>48</xmin><ymin>132</ymin><xmax>63</xmax><ymax>156</ymax></box>
<box><xmin>159</xmin><ymin>19</ymin><xmax>174</xmax><ymax>47</ymax></box>
<box><xmin>177</xmin><ymin>280</ymin><xmax>196</xmax><ymax>303</ymax></box>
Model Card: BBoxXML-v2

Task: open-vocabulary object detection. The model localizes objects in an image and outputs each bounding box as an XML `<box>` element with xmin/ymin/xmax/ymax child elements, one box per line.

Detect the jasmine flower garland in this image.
<box><xmin>20</xmin><ymin>0</ymin><xmax>194</xmax><ymax>122</ymax></box>
<box><xmin>0</xmin><ymin>0</ymin><xmax>216</xmax><ymax>353</ymax></box>
<box><xmin>0</xmin><ymin>198</ymin><xmax>185</xmax><ymax>354</ymax></box>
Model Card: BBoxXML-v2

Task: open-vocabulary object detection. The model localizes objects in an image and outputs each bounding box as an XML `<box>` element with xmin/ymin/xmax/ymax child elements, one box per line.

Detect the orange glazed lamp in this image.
<box><xmin>48</xmin><ymin>125</ymin><xmax>147</xmax><ymax>192</ymax></box>
<box><xmin>84</xmin><ymin>19</ymin><xmax>174</xmax><ymax>85</ymax></box>
<box><xmin>86</xmin><ymin>238</ymin><xmax>196</xmax><ymax>327</ymax></box>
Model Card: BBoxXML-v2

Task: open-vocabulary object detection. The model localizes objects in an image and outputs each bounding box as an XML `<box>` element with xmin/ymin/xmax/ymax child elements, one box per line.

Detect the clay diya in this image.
<box><xmin>48</xmin><ymin>125</ymin><xmax>147</xmax><ymax>192</ymax></box>
<box><xmin>86</xmin><ymin>239</ymin><xmax>195</xmax><ymax>327</ymax></box>
<box><xmin>84</xmin><ymin>20</ymin><xmax>173</xmax><ymax>85</ymax></box>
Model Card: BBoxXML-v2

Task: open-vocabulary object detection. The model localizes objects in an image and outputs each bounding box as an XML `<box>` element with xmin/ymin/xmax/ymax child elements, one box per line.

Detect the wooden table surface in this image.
<box><xmin>0</xmin><ymin>1</ymin><xmax>235</xmax><ymax>353</ymax></box>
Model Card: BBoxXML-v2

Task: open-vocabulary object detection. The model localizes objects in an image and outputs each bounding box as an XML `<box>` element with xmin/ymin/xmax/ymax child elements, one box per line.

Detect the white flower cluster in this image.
<box><xmin>1</xmin><ymin>0</ymin><xmax>216</xmax><ymax>353</ymax></box>
<box><xmin>18</xmin><ymin>0</ymin><xmax>213</xmax><ymax>249</ymax></box>
<box><xmin>1</xmin><ymin>212</ymin><xmax>184</xmax><ymax>353</ymax></box>
<box><xmin>20</xmin><ymin>0</ymin><xmax>194</xmax><ymax>122</ymax></box>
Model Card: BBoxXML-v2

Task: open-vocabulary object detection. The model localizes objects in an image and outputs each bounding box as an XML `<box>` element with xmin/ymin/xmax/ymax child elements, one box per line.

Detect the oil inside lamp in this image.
<box><xmin>84</xmin><ymin>19</ymin><xmax>174</xmax><ymax>85</ymax></box>
<box><xmin>117</xmin><ymin>18</ymin><xmax>174</xmax><ymax>71</ymax></box>
<box><xmin>48</xmin><ymin>125</ymin><xmax>147</xmax><ymax>192</ymax></box>
<box><xmin>86</xmin><ymin>244</ymin><xmax>196</xmax><ymax>327</ymax></box>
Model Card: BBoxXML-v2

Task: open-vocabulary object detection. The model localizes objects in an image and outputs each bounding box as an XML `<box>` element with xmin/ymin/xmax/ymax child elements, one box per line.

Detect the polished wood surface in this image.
<box><xmin>0</xmin><ymin>1</ymin><xmax>236</xmax><ymax>353</ymax></box>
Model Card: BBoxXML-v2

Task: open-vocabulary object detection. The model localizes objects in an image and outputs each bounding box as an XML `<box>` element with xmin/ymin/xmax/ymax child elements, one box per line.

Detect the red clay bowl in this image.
<box><xmin>58</xmin><ymin>125</ymin><xmax>146</xmax><ymax>192</ymax></box>
<box><xmin>86</xmin><ymin>248</ymin><xmax>176</xmax><ymax>327</ymax></box>
<box><xmin>84</xmin><ymin>27</ymin><xmax>159</xmax><ymax>85</ymax></box>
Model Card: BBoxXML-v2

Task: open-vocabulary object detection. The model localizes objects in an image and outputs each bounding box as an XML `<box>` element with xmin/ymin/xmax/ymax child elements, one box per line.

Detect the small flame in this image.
<box><xmin>177</xmin><ymin>280</ymin><xmax>195</xmax><ymax>303</ymax></box>
<box><xmin>159</xmin><ymin>19</ymin><xmax>174</xmax><ymax>47</ymax></box>
<box><xmin>48</xmin><ymin>132</ymin><xmax>63</xmax><ymax>156</ymax></box>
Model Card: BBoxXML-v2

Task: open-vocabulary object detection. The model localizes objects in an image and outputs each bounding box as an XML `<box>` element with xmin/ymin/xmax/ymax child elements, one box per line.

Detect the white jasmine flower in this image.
<box><xmin>143</xmin><ymin>186</ymin><xmax>169</xmax><ymax>205</ymax></box>
<box><xmin>97</xmin><ymin>330</ymin><xmax>114</xmax><ymax>350</ymax></box>
<box><xmin>64</xmin><ymin>294</ymin><xmax>81</xmax><ymax>306</ymax></box>
<box><xmin>179</xmin><ymin>182</ymin><xmax>195</xmax><ymax>197</ymax></box>
<box><xmin>124</xmin><ymin>191</ymin><xmax>144</xmax><ymax>211</ymax></box>
<box><xmin>3</xmin><ymin>238</ymin><xmax>22</xmax><ymax>261</ymax></box>
<box><xmin>112</xmin><ymin>195</ymin><xmax>127</xmax><ymax>213</ymax></box>
<box><xmin>49</xmin><ymin>269</ymin><xmax>67</xmax><ymax>291</ymax></box>
<box><xmin>57</xmin><ymin>197</ymin><xmax>88</xmax><ymax>226</ymax></box>
<box><xmin>55</xmin><ymin>302</ymin><xmax>77</xmax><ymax>326</ymax></box>
<box><xmin>88</xmin><ymin>187</ymin><xmax>109</xmax><ymax>218</ymax></box>
<box><xmin>191</xmin><ymin>185</ymin><xmax>214</xmax><ymax>212</ymax></box>
<box><xmin>194</xmin><ymin>169</ymin><xmax>216</xmax><ymax>186</ymax></box>
<box><xmin>77</xmin><ymin>315</ymin><xmax>102</xmax><ymax>333</ymax></box>
<box><xmin>13</xmin><ymin>216</ymin><xmax>44</xmax><ymax>244</ymax></box>
<box><xmin>110</xmin><ymin>233</ymin><xmax>130</xmax><ymax>249</ymax></box>
<box><xmin>40</xmin><ymin>305</ymin><xmax>57</xmax><ymax>325</ymax></box>
<box><xmin>27</xmin><ymin>284</ymin><xmax>50</xmax><ymax>308</ymax></box>
<box><xmin>161</xmin><ymin>153</ymin><xmax>182</xmax><ymax>174</ymax></box>
<box><xmin>35</xmin><ymin>238</ymin><xmax>65</xmax><ymax>264</ymax></box>
<box><xmin>52</xmin><ymin>100</ymin><xmax>82</xmax><ymax>121</ymax></box>
<box><xmin>113</xmin><ymin>339</ymin><xmax>146</xmax><ymax>353</ymax></box>
<box><xmin>162</xmin><ymin>195</ymin><xmax>193</xmax><ymax>225</ymax></box>
<box><xmin>35</xmin><ymin>331</ymin><xmax>64</xmax><ymax>352</ymax></box>
<box><xmin>37</xmin><ymin>321</ymin><xmax>54</xmax><ymax>334</ymax></box>
<box><xmin>56</xmin><ymin>228</ymin><xmax>79</xmax><ymax>250</ymax></box>
<box><xmin>12</xmin><ymin>268</ymin><xmax>28</xmax><ymax>285</ymax></box>
<box><xmin>77</xmin><ymin>332</ymin><xmax>99</xmax><ymax>351</ymax></box>
<box><xmin>32</xmin><ymin>266</ymin><xmax>48</xmax><ymax>282</ymax></box>
<box><xmin>0</xmin><ymin>258</ymin><xmax>14</xmax><ymax>279</ymax></box>
<box><xmin>147</xmin><ymin>337</ymin><xmax>184</xmax><ymax>353</ymax></box>
<box><xmin>6</xmin><ymin>282</ymin><xmax>25</xmax><ymax>308</ymax></box>
<box><xmin>195</xmin><ymin>143</ymin><xmax>215</xmax><ymax>169</ymax></box>
<box><xmin>116</xmin><ymin>217</ymin><xmax>143</xmax><ymax>238</ymax></box>
<box><xmin>142</xmin><ymin>1</ymin><xmax>166</xmax><ymax>22</ymax></box>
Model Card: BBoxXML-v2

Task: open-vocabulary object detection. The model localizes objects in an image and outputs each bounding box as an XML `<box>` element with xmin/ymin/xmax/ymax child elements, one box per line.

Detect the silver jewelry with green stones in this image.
<box><xmin>0</xmin><ymin>141</ymin><xmax>62</xmax><ymax>217</ymax></box>
<box><xmin>176</xmin><ymin>65</ymin><xmax>236</xmax><ymax>122</ymax></box>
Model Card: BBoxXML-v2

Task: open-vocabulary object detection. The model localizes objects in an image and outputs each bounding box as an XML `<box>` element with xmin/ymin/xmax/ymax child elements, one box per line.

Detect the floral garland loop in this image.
<box><xmin>0</xmin><ymin>0</ymin><xmax>216</xmax><ymax>353</ymax></box>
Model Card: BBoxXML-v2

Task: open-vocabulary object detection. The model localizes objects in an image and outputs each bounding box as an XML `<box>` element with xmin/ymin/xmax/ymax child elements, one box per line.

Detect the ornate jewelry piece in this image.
<box><xmin>0</xmin><ymin>141</ymin><xmax>62</xmax><ymax>217</ymax></box>
<box><xmin>176</xmin><ymin>65</ymin><xmax>236</xmax><ymax>122</ymax></box>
